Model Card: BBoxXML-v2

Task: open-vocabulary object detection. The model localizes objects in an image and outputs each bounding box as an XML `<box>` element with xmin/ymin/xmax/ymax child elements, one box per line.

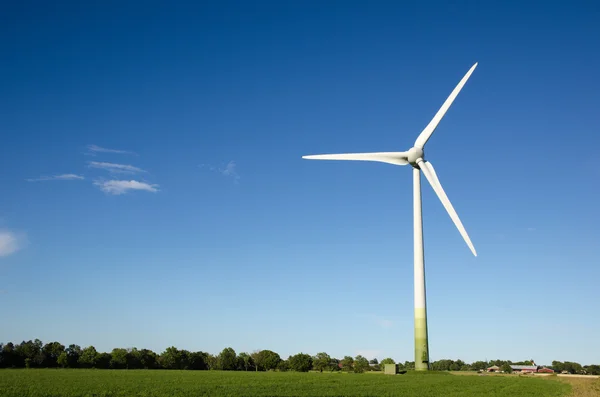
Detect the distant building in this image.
<box><xmin>486</xmin><ymin>362</ymin><xmax>554</xmax><ymax>374</ymax></box>
<box><xmin>510</xmin><ymin>365</ymin><xmax>556</xmax><ymax>373</ymax></box>
<box><xmin>538</xmin><ymin>367</ymin><xmax>555</xmax><ymax>373</ymax></box>
<box><xmin>510</xmin><ymin>365</ymin><xmax>538</xmax><ymax>373</ymax></box>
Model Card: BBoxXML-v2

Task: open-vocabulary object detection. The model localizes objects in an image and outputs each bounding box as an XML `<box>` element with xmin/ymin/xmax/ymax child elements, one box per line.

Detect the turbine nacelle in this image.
<box><xmin>406</xmin><ymin>147</ymin><xmax>424</xmax><ymax>167</ymax></box>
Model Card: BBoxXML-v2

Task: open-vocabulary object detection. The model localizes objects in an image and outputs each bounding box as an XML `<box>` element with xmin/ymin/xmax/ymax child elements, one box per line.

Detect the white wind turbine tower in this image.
<box><xmin>302</xmin><ymin>63</ymin><xmax>479</xmax><ymax>371</ymax></box>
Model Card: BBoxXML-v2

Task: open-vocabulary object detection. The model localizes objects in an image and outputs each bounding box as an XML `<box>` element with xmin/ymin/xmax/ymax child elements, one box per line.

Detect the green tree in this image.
<box><xmin>330</xmin><ymin>358</ymin><xmax>341</xmax><ymax>372</ymax></box>
<box><xmin>42</xmin><ymin>342</ymin><xmax>65</xmax><ymax>368</ymax></box>
<box><xmin>217</xmin><ymin>347</ymin><xmax>237</xmax><ymax>370</ymax></box>
<box><xmin>340</xmin><ymin>356</ymin><xmax>354</xmax><ymax>372</ymax></box>
<box><xmin>110</xmin><ymin>348</ymin><xmax>128</xmax><ymax>369</ymax></box>
<box><xmin>250</xmin><ymin>351</ymin><xmax>260</xmax><ymax>371</ymax></box>
<box><xmin>353</xmin><ymin>355</ymin><xmax>369</xmax><ymax>373</ymax></box>
<box><xmin>96</xmin><ymin>353</ymin><xmax>112</xmax><ymax>369</ymax></box>
<box><xmin>262</xmin><ymin>350</ymin><xmax>282</xmax><ymax>371</ymax></box>
<box><xmin>188</xmin><ymin>351</ymin><xmax>208</xmax><ymax>370</ymax></box>
<box><xmin>501</xmin><ymin>363</ymin><xmax>513</xmax><ymax>373</ymax></box>
<box><xmin>471</xmin><ymin>361</ymin><xmax>489</xmax><ymax>371</ymax></box>
<box><xmin>159</xmin><ymin>347</ymin><xmax>186</xmax><ymax>370</ymax></box>
<box><xmin>513</xmin><ymin>360</ymin><xmax>533</xmax><ymax>365</ymax></box>
<box><xmin>126</xmin><ymin>348</ymin><xmax>142</xmax><ymax>369</ymax></box>
<box><xmin>403</xmin><ymin>361</ymin><xmax>415</xmax><ymax>370</ymax></box>
<box><xmin>563</xmin><ymin>361</ymin><xmax>583</xmax><ymax>374</ymax></box>
<box><xmin>585</xmin><ymin>365</ymin><xmax>600</xmax><ymax>375</ymax></box>
<box><xmin>277</xmin><ymin>359</ymin><xmax>290</xmax><ymax>372</ymax></box>
<box><xmin>78</xmin><ymin>346</ymin><xmax>98</xmax><ymax>368</ymax></box>
<box><xmin>551</xmin><ymin>361</ymin><xmax>564</xmax><ymax>373</ymax></box>
<box><xmin>432</xmin><ymin>359</ymin><xmax>454</xmax><ymax>371</ymax></box>
<box><xmin>65</xmin><ymin>344</ymin><xmax>82</xmax><ymax>368</ymax></box>
<box><xmin>205</xmin><ymin>354</ymin><xmax>217</xmax><ymax>370</ymax></box>
<box><xmin>252</xmin><ymin>350</ymin><xmax>281</xmax><ymax>371</ymax></box>
<box><xmin>139</xmin><ymin>349</ymin><xmax>159</xmax><ymax>369</ymax></box>
<box><xmin>57</xmin><ymin>352</ymin><xmax>68</xmax><ymax>368</ymax></box>
<box><xmin>313</xmin><ymin>352</ymin><xmax>332</xmax><ymax>372</ymax></box>
<box><xmin>450</xmin><ymin>360</ymin><xmax>462</xmax><ymax>371</ymax></box>
<box><xmin>180</xmin><ymin>350</ymin><xmax>192</xmax><ymax>370</ymax></box>
<box><xmin>1</xmin><ymin>343</ymin><xmax>16</xmax><ymax>368</ymax></box>
<box><xmin>490</xmin><ymin>359</ymin><xmax>511</xmax><ymax>367</ymax></box>
<box><xmin>15</xmin><ymin>340</ymin><xmax>44</xmax><ymax>368</ymax></box>
<box><xmin>32</xmin><ymin>339</ymin><xmax>45</xmax><ymax>366</ymax></box>
<box><xmin>460</xmin><ymin>363</ymin><xmax>472</xmax><ymax>371</ymax></box>
<box><xmin>238</xmin><ymin>352</ymin><xmax>253</xmax><ymax>371</ymax></box>
<box><xmin>288</xmin><ymin>353</ymin><xmax>313</xmax><ymax>372</ymax></box>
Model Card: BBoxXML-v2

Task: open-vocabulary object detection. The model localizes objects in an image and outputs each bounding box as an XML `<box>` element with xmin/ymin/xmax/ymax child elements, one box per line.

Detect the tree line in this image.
<box><xmin>1</xmin><ymin>339</ymin><xmax>598</xmax><ymax>375</ymax></box>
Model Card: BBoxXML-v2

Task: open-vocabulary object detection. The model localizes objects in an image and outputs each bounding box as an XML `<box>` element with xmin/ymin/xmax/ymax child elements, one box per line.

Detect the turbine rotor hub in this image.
<box><xmin>407</xmin><ymin>147</ymin><xmax>424</xmax><ymax>167</ymax></box>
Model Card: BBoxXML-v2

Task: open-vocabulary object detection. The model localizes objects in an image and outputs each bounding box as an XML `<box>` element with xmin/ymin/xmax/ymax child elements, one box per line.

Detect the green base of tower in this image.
<box><xmin>414</xmin><ymin>307</ymin><xmax>429</xmax><ymax>371</ymax></box>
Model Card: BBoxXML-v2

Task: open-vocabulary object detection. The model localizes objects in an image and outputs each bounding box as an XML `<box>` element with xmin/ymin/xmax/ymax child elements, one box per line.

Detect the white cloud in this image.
<box><xmin>86</xmin><ymin>144</ymin><xmax>136</xmax><ymax>156</ymax></box>
<box><xmin>0</xmin><ymin>230</ymin><xmax>27</xmax><ymax>257</ymax></box>
<box><xmin>26</xmin><ymin>174</ymin><xmax>85</xmax><ymax>182</ymax></box>
<box><xmin>88</xmin><ymin>161</ymin><xmax>146</xmax><ymax>174</ymax></box>
<box><xmin>220</xmin><ymin>161</ymin><xmax>240</xmax><ymax>182</ymax></box>
<box><xmin>527</xmin><ymin>227</ymin><xmax>536</xmax><ymax>232</ymax></box>
<box><xmin>200</xmin><ymin>161</ymin><xmax>240</xmax><ymax>183</ymax></box>
<box><xmin>94</xmin><ymin>180</ymin><xmax>159</xmax><ymax>195</ymax></box>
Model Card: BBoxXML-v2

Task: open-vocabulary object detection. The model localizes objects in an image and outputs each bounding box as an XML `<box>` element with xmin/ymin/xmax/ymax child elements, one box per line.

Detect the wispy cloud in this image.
<box><xmin>26</xmin><ymin>174</ymin><xmax>85</xmax><ymax>182</ymax></box>
<box><xmin>199</xmin><ymin>160</ymin><xmax>240</xmax><ymax>183</ymax></box>
<box><xmin>0</xmin><ymin>230</ymin><xmax>27</xmax><ymax>258</ymax></box>
<box><xmin>527</xmin><ymin>227</ymin><xmax>536</xmax><ymax>232</ymax></box>
<box><xmin>94</xmin><ymin>180</ymin><xmax>159</xmax><ymax>195</ymax></box>
<box><xmin>86</xmin><ymin>144</ymin><xmax>136</xmax><ymax>156</ymax></box>
<box><xmin>88</xmin><ymin>161</ymin><xmax>146</xmax><ymax>174</ymax></box>
<box><xmin>220</xmin><ymin>161</ymin><xmax>240</xmax><ymax>182</ymax></box>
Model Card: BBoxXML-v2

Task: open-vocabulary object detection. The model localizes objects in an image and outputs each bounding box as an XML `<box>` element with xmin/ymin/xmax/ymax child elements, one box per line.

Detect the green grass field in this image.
<box><xmin>0</xmin><ymin>369</ymin><xmax>571</xmax><ymax>397</ymax></box>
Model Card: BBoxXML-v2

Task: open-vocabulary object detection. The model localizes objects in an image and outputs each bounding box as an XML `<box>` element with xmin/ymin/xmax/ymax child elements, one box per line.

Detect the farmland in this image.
<box><xmin>0</xmin><ymin>369</ymin><xmax>574</xmax><ymax>397</ymax></box>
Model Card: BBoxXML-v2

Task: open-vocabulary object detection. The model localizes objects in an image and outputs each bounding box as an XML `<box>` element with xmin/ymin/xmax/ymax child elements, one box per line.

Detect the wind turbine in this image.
<box><xmin>302</xmin><ymin>63</ymin><xmax>479</xmax><ymax>371</ymax></box>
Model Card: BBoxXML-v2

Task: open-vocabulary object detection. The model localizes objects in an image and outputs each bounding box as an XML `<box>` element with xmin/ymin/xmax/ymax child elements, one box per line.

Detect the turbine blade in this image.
<box><xmin>414</xmin><ymin>63</ymin><xmax>478</xmax><ymax>149</ymax></box>
<box><xmin>419</xmin><ymin>160</ymin><xmax>477</xmax><ymax>256</ymax></box>
<box><xmin>302</xmin><ymin>152</ymin><xmax>409</xmax><ymax>166</ymax></box>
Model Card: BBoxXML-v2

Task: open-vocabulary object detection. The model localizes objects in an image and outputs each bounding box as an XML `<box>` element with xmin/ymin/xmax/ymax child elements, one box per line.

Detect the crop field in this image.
<box><xmin>0</xmin><ymin>369</ymin><xmax>575</xmax><ymax>397</ymax></box>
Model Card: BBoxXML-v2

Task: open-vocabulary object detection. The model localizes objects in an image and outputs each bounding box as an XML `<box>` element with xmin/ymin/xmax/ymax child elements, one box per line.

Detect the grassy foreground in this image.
<box><xmin>0</xmin><ymin>369</ymin><xmax>571</xmax><ymax>397</ymax></box>
<box><xmin>558</xmin><ymin>375</ymin><xmax>600</xmax><ymax>397</ymax></box>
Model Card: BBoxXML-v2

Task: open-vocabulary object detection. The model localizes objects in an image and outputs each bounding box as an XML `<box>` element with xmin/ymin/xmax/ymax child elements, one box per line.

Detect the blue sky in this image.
<box><xmin>1</xmin><ymin>1</ymin><xmax>599</xmax><ymax>365</ymax></box>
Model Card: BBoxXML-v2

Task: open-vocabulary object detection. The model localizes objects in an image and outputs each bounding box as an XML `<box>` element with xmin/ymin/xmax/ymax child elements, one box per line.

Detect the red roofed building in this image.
<box><xmin>538</xmin><ymin>367</ymin><xmax>555</xmax><ymax>373</ymax></box>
